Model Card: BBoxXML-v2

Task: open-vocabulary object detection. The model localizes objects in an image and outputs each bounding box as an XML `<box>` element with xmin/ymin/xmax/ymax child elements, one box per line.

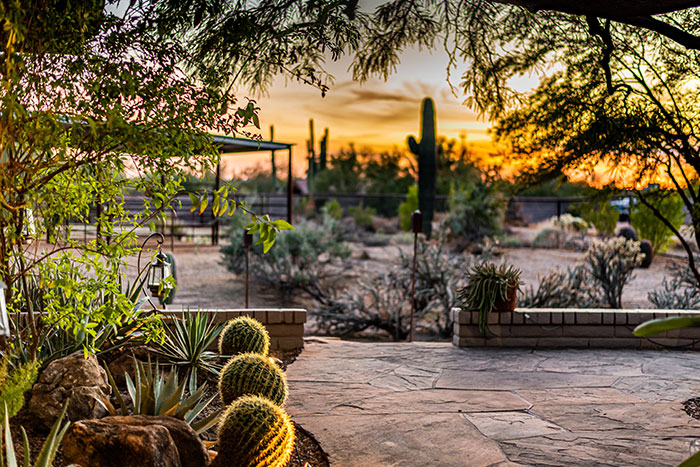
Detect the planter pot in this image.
<box><xmin>493</xmin><ymin>285</ymin><xmax>517</xmax><ymax>312</ymax></box>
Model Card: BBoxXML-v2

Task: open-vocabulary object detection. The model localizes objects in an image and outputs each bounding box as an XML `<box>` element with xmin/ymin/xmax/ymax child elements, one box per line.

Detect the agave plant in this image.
<box><xmin>155</xmin><ymin>310</ymin><xmax>223</xmax><ymax>383</ymax></box>
<box><xmin>102</xmin><ymin>358</ymin><xmax>220</xmax><ymax>434</ymax></box>
<box><xmin>0</xmin><ymin>402</ymin><xmax>69</xmax><ymax>467</ymax></box>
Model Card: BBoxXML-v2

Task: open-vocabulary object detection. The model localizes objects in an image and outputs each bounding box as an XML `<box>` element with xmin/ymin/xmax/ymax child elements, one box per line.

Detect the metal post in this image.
<box><xmin>270</xmin><ymin>125</ymin><xmax>277</xmax><ymax>191</ymax></box>
<box><xmin>287</xmin><ymin>147</ymin><xmax>293</xmax><ymax>223</ymax></box>
<box><xmin>243</xmin><ymin>229</ymin><xmax>253</xmax><ymax>308</ymax></box>
<box><xmin>409</xmin><ymin>210</ymin><xmax>423</xmax><ymax>342</ymax></box>
<box><xmin>213</xmin><ymin>158</ymin><xmax>221</xmax><ymax>246</ymax></box>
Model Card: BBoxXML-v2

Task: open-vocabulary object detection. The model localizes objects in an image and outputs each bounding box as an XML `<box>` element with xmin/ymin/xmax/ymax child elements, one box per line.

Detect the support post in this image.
<box><xmin>244</xmin><ymin>229</ymin><xmax>253</xmax><ymax>308</ymax></box>
<box><xmin>409</xmin><ymin>210</ymin><xmax>423</xmax><ymax>342</ymax></box>
<box><xmin>213</xmin><ymin>154</ymin><xmax>221</xmax><ymax>246</ymax></box>
<box><xmin>287</xmin><ymin>147</ymin><xmax>293</xmax><ymax>223</ymax></box>
<box><xmin>270</xmin><ymin>125</ymin><xmax>277</xmax><ymax>191</ymax></box>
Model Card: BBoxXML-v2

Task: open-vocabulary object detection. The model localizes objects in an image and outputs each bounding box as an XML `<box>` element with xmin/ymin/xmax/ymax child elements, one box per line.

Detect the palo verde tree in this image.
<box><xmin>0</xmin><ymin>1</ymin><xmax>290</xmax><ymax>360</ymax></box>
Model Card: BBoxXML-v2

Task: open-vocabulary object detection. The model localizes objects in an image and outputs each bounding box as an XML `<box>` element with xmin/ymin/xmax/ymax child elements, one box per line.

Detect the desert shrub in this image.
<box><xmin>576</xmin><ymin>198</ymin><xmax>618</xmax><ymax>236</ymax></box>
<box><xmin>398</xmin><ymin>239</ymin><xmax>471</xmax><ymax>337</ymax></box>
<box><xmin>532</xmin><ymin>228</ymin><xmax>568</xmax><ymax>249</ymax></box>
<box><xmin>220</xmin><ymin>218</ymin><xmax>351</xmax><ymax>300</ymax></box>
<box><xmin>648</xmin><ymin>259</ymin><xmax>700</xmax><ymax>309</ymax></box>
<box><xmin>444</xmin><ymin>182</ymin><xmax>504</xmax><ymax>243</ymax></box>
<box><xmin>552</xmin><ymin>214</ymin><xmax>588</xmax><ymax>233</ymax></box>
<box><xmin>348</xmin><ymin>204</ymin><xmax>376</xmax><ymax>228</ymax></box>
<box><xmin>584</xmin><ymin>237</ymin><xmax>643</xmax><ymax>308</ymax></box>
<box><xmin>398</xmin><ymin>185</ymin><xmax>419</xmax><ymax>232</ymax></box>
<box><xmin>0</xmin><ymin>357</ymin><xmax>39</xmax><ymax>420</ymax></box>
<box><xmin>320</xmin><ymin>198</ymin><xmax>343</xmax><ymax>220</ymax></box>
<box><xmin>314</xmin><ymin>237</ymin><xmax>476</xmax><ymax>339</ymax></box>
<box><xmin>630</xmin><ymin>192</ymin><xmax>685</xmax><ymax>253</ymax></box>
<box><xmin>521</xmin><ymin>265</ymin><xmax>600</xmax><ymax>308</ymax></box>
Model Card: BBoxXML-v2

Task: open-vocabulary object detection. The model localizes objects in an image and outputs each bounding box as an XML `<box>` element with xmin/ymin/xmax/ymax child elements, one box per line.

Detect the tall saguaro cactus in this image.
<box><xmin>408</xmin><ymin>97</ymin><xmax>437</xmax><ymax>239</ymax></box>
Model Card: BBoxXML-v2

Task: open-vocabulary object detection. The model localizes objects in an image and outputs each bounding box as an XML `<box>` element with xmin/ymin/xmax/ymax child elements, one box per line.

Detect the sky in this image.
<box><xmin>222</xmin><ymin>45</ymin><xmax>517</xmax><ymax>179</ymax></box>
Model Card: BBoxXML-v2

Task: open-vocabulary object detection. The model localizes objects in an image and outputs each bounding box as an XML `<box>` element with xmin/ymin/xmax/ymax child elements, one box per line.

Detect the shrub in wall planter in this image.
<box><xmin>458</xmin><ymin>262</ymin><xmax>523</xmax><ymax>336</ymax></box>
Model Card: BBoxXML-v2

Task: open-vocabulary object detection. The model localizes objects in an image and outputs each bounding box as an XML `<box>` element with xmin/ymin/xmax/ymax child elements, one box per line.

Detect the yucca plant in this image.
<box><xmin>0</xmin><ymin>402</ymin><xmax>69</xmax><ymax>467</ymax></box>
<box><xmin>101</xmin><ymin>358</ymin><xmax>220</xmax><ymax>434</ymax></box>
<box><xmin>155</xmin><ymin>310</ymin><xmax>223</xmax><ymax>384</ymax></box>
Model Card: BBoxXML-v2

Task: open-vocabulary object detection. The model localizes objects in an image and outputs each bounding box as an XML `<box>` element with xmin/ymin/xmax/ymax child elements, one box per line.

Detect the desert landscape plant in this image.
<box><xmin>648</xmin><ymin>259</ymin><xmax>700</xmax><ymax>309</ymax></box>
<box><xmin>444</xmin><ymin>182</ymin><xmax>504</xmax><ymax>244</ymax></box>
<box><xmin>218</xmin><ymin>353</ymin><xmax>288</xmax><ymax>406</ymax></box>
<box><xmin>458</xmin><ymin>263</ymin><xmax>523</xmax><ymax>335</ymax></box>
<box><xmin>630</xmin><ymin>192</ymin><xmax>685</xmax><ymax>254</ymax></box>
<box><xmin>521</xmin><ymin>265</ymin><xmax>600</xmax><ymax>308</ymax></box>
<box><xmin>213</xmin><ymin>395</ymin><xmax>295</xmax><ymax>467</ymax></box>
<box><xmin>584</xmin><ymin>238</ymin><xmax>643</xmax><ymax>308</ymax></box>
<box><xmin>218</xmin><ymin>316</ymin><xmax>270</xmax><ymax>357</ymax></box>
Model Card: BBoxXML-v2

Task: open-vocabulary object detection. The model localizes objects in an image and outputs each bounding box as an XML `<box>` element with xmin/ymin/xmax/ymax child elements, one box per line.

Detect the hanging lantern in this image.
<box><xmin>147</xmin><ymin>251</ymin><xmax>173</xmax><ymax>298</ymax></box>
<box><xmin>0</xmin><ymin>281</ymin><xmax>9</xmax><ymax>337</ymax></box>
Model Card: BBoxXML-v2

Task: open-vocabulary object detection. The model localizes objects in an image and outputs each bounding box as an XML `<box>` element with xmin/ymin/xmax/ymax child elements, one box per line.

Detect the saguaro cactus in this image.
<box><xmin>408</xmin><ymin>98</ymin><xmax>437</xmax><ymax>238</ymax></box>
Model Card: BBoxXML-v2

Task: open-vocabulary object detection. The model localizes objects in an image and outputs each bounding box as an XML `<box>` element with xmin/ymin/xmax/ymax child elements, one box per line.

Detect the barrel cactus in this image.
<box><xmin>408</xmin><ymin>97</ymin><xmax>437</xmax><ymax>239</ymax></box>
<box><xmin>213</xmin><ymin>395</ymin><xmax>295</xmax><ymax>467</ymax></box>
<box><xmin>219</xmin><ymin>316</ymin><xmax>270</xmax><ymax>357</ymax></box>
<box><xmin>219</xmin><ymin>353</ymin><xmax>288</xmax><ymax>406</ymax></box>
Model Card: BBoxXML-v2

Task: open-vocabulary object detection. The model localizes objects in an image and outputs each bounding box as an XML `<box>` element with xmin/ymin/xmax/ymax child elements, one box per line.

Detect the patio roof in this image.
<box><xmin>212</xmin><ymin>134</ymin><xmax>293</xmax><ymax>153</ymax></box>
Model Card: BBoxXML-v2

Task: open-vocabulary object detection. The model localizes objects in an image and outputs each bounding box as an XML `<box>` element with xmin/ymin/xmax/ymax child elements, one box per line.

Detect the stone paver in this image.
<box><xmin>286</xmin><ymin>339</ymin><xmax>700</xmax><ymax>466</ymax></box>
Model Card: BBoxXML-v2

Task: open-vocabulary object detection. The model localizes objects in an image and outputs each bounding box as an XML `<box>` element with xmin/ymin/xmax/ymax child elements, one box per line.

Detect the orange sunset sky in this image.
<box><xmin>222</xmin><ymin>45</ymin><xmax>538</xmax><ymax>179</ymax></box>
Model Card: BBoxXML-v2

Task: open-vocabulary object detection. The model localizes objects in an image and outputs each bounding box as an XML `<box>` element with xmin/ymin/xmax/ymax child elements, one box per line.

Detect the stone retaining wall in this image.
<box><xmin>164</xmin><ymin>309</ymin><xmax>306</xmax><ymax>351</ymax></box>
<box><xmin>452</xmin><ymin>308</ymin><xmax>700</xmax><ymax>349</ymax></box>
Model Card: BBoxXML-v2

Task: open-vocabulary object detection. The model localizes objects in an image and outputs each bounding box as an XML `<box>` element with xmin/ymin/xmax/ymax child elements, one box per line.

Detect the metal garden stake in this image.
<box><xmin>244</xmin><ymin>229</ymin><xmax>253</xmax><ymax>308</ymax></box>
<box><xmin>409</xmin><ymin>210</ymin><xmax>423</xmax><ymax>342</ymax></box>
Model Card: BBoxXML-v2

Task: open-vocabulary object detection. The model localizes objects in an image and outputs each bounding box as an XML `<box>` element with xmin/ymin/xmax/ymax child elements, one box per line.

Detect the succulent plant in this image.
<box><xmin>218</xmin><ymin>316</ymin><xmax>270</xmax><ymax>357</ymax></box>
<box><xmin>213</xmin><ymin>395</ymin><xmax>295</xmax><ymax>467</ymax></box>
<box><xmin>408</xmin><ymin>97</ymin><xmax>437</xmax><ymax>239</ymax></box>
<box><xmin>218</xmin><ymin>353</ymin><xmax>288</xmax><ymax>406</ymax></box>
<box><xmin>458</xmin><ymin>262</ymin><xmax>523</xmax><ymax>336</ymax></box>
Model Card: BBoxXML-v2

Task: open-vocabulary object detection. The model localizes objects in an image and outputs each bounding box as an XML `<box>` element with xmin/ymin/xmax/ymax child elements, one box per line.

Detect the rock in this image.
<box><xmin>29</xmin><ymin>351</ymin><xmax>111</xmax><ymax>429</ymax></box>
<box><xmin>371</xmin><ymin>216</ymin><xmax>399</xmax><ymax>235</ymax></box>
<box><xmin>63</xmin><ymin>415</ymin><xmax>209</xmax><ymax>467</ymax></box>
<box><xmin>63</xmin><ymin>418</ymin><xmax>181</xmax><ymax>467</ymax></box>
<box><xmin>105</xmin><ymin>345</ymin><xmax>157</xmax><ymax>387</ymax></box>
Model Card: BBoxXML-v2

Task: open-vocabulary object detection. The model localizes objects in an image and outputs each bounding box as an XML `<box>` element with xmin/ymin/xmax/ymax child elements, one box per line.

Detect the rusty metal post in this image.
<box><xmin>409</xmin><ymin>210</ymin><xmax>423</xmax><ymax>342</ymax></box>
<box><xmin>243</xmin><ymin>229</ymin><xmax>253</xmax><ymax>308</ymax></box>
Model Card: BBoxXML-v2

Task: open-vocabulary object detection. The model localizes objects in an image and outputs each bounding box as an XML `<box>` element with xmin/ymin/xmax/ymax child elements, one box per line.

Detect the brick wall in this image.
<box><xmin>165</xmin><ymin>308</ymin><xmax>306</xmax><ymax>351</ymax></box>
<box><xmin>452</xmin><ymin>308</ymin><xmax>700</xmax><ymax>349</ymax></box>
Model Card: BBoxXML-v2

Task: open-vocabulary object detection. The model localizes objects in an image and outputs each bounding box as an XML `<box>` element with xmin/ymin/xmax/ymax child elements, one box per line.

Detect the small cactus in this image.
<box><xmin>213</xmin><ymin>395</ymin><xmax>295</xmax><ymax>467</ymax></box>
<box><xmin>219</xmin><ymin>353</ymin><xmax>288</xmax><ymax>406</ymax></box>
<box><xmin>408</xmin><ymin>97</ymin><xmax>437</xmax><ymax>239</ymax></box>
<box><xmin>219</xmin><ymin>316</ymin><xmax>270</xmax><ymax>357</ymax></box>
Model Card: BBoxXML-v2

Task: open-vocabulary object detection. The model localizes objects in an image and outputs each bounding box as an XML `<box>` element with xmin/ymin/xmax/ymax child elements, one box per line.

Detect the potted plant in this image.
<box><xmin>458</xmin><ymin>262</ymin><xmax>523</xmax><ymax>336</ymax></box>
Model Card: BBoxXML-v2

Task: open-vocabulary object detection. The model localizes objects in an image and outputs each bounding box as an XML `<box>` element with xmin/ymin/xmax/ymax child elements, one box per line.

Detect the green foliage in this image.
<box><xmin>458</xmin><ymin>263</ymin><xmax>522</xmax><ymax>336</ymax></box>
<box><xmin>0</xmin><ymin>359</ymin><xmax>39</xmax><ymax>422</ymax></box>
<box><xmin>1</xmin><ymin>402</ymin><xmax>69</xmax><ymax>467</ymax></box>
<box><xmin>155</xmin><ymin>311</ymin><xmax>224</xmax><ymax>382</ymax></box>
<box><xmin>444</xmin><ymin>183</ymin><xmax>504</xmax><ymax>243</ymax></box>
<box><xmin>0</xmin><ymin>1</ymin><xmax>291</xmax><ymax>360</ymax></box>
<box><xmin>648</xmin><ymin>259</ymin><xmax>700</xmax><ymax>309</ymax></box>
<box><xmin>575</xmin><ymin>199</ymin><xmax>619</xmax><ymax>236</ymax></box>
<box><xmin>347</xmin><ymin>204</ymin><xmax>376</xmax><ymax>228</ymax></box>
<box><xmin>398</xmin><ymin>186</ymin><xmax>419</xmax><ymax>232</ymax></box>
<box><xmin>630</xmin><ymin>192</ymin><xmax>685</xmax><ymax>253</ymax></box>
<box><xmin>634</xmin><ymin>316</ymin><xmax>700</xmax><ymax>338</ymax></box>
<box><xmin>521</xmin><ymin>265</ymin><xmax>600</xmax><ymax>308</ymax></box>
<box><xmin>103</xmin><ymin>359</ymin><xmax>220</xmax><ymax>435</ymax></box>
<box><xmin>218</xmin><ymin>353</ymin><xmax>288</xmax><ymax>406</ymax></box>
<box><xmin>214</xmin><ymin>395</ymin><xmax>295</xmax><ymax>467</ymax></box>
<box><xmin>320</xmin><ymin>199</ymin><xmax>343</xmax><ymax>220</ymax></box>
<box><xmin>518</xmin><ymin>178</ymin><xmax>595</xmax><ymax>198</ymax></box>
<box><xmin>408</xmin><ymin>98</ymin><xmax>438</xmax><ymax>238</ymax></box>
<box><xmin>221</xmin><ymin>219</ymin><xmax>350</xmax><ymax>300</ymax></box>
<box><xmin>584</xmin><ymin>238</ymin><xmax>643</xmax><ymax>309</ymax></box>
<box><xmin>218</xmin><ymin>317</ymin><xmax>270</xmax><ymax>358</ymax></box>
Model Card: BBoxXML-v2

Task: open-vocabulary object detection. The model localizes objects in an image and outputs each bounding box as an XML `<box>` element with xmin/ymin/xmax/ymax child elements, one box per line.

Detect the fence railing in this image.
<box><xmin>64</xmin><ymin>192</ymin><xmax>634</xmax><ymax>249</ymax></box>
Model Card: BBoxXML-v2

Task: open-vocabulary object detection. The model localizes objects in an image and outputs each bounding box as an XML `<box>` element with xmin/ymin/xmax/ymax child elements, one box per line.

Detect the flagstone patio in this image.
<box><xmin>286</xmin><ymin>338</ymin><xmax>700</xmax><ymax>466</ymax></box>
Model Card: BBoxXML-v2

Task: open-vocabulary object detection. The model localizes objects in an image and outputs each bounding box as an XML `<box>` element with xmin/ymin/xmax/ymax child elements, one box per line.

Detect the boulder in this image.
<box><xmin>105</xmin><ymin>345</ymin><xmax>157</xmax><ymax>387</ymax></box>
<box><xmin>29</xmin><ymin>351</ymin><xmax>111</xmax><ymax>429</ymax></box>
<box><xmin>63</xmin><ymin>418</ymin><xmax>181</xmax><ymax>467</ymax></box>
<box><xmin>63</xmin><ymin>415</ymin><xmax>209</xmax><ymax>467</ymax></box>
<box><xmin>640</xmin><ymin>239</ymin><xmax>654</xmax><ymax>268</ymax></box>
<box><xmin>617</xmin><ymin>225</ymin><xmax>638</xmax><ymax>241</ymax></box>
